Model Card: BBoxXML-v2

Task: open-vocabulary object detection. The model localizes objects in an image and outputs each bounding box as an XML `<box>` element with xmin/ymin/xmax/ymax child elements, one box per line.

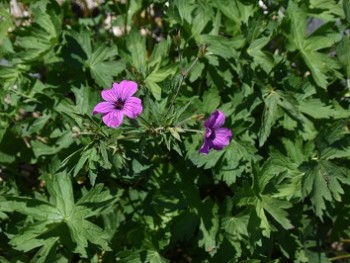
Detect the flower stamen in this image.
<box><xmin>114</xmin><ymin>98</ymin><xmax>125</xmax><ymax>110</ymax></box>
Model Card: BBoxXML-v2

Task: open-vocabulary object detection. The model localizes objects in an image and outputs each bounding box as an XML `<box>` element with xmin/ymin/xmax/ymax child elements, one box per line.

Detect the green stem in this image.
<box><xmin>329</xmin><ymin>254</ymin><xmax>350</xmax><ymax>261</ymax></box>
<box><xmin>151</xmin><ymin>126</ymin><xmax>203</xmax><ymax>134</ymax></box>
<box><xmin>184</xmin><ymin>57</ymin><xmax>199</xmax><ymax>77</ymax></box>
<box><xmin>117</xmin><ymin>135</ymin><xmax>141</xmax><ymax>140</ymax></box>
<box><xmin>178</xmin><ymin>40</ymin><xmax>183</xmax><ymax>71</ymax></box>
<box><xmin>175</xmin><ymin>114</ymin><xmax>201</xmax><ymax>127</ymax></box>
<box><xmin>153</xmin><ymin>126</ymin><xmax>165</xmax><ymax>132</ymax></box>
<box><xmin>164</xmin><ymin>74</ymin><xmax>185</xmax><ymax>118</ymax></box>
<box><xmin>181</xmin><ymin>128</ymin><xmax>203</xmax><ymax>134</ymax></box>
<box><xmin>165</xmin><ymin>57</ymin><xmax>200</xmax><ymax>118</ymax></box>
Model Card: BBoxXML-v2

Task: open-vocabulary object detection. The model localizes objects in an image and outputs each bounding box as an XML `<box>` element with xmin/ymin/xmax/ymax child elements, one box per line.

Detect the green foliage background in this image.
<box><xmin>1</xmin><ymin>0</ymin><xmax>350</xmax><ymax>262</ymax></box>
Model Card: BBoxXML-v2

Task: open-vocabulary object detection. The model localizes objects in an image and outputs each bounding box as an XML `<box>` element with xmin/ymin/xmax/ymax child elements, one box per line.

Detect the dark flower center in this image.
<box><xmin>114</xmin><ymin>98</ymin><xmax>125</xmax><ymax>110</ymax></box>
<box><xmin>207</xmin><ymin>128</ymin><xmax>216</xmax><ymax>140</ymax></box>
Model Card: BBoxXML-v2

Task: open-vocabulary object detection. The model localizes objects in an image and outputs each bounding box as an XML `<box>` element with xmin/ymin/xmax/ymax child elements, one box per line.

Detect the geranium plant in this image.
<box><xmin>0</xmin><ymin>0</ymin><xmax>350</xmax><ymax>262</ymax></box>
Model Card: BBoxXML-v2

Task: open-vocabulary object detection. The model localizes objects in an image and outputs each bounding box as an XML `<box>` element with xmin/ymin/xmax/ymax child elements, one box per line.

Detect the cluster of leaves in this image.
<box><xmin>1</xmin><ymin>0</ymin><xmax>350</xmax><ymax>262</ymax></box>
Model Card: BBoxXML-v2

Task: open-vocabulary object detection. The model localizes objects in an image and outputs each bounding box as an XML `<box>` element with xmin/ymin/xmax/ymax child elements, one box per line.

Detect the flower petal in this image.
<box><xmin>204</xmin><ymin>128</ymin><xmax>213</xmax><ymax>139</ymax></box>
<box><xmin>101</xmin><ymin>88</ymin><xmax>118</xmax><ymax>102</ymax></box>
<box><xmin>92</xmin><ymin>102</ymin><xmax>115</xmax><ymax>115</ymax></box>
<box><xmin>199</xmin><ymin>137</ymin><xmax>213</xmax><ymax>154</ymax></box>
<box><xmin>204</xmin><ymin>110</ymin><xmax>225</xmax><ymax>129</ymax></box>
<box><xmin>211</xmin><ymin>128</ymin><xmax>232</xmax><ymax>150</ymax></box>
<box><xmin>114</xmin><ymin>80</ymin><xmax>138</xmax><ymax>100</ymax></box>
<box><xmin>123</xmin><ymin>97</ymin><xmax>143</xmax><ymax>118</ymax></box>
<box><xmin>102</xmin><ymin>110</ymin><xmax>124</xmax><ymax>128</ymax></box>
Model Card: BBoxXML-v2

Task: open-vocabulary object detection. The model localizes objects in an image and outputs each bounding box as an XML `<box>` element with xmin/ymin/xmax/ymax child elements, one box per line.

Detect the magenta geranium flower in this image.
<box><xmin>93</xmin><ymin>80</ymin><xmax>143</xmax><ymax>128</ymax></box>
<box><xmin>199</xmin><ymin>110</ymin><xmax>232</xmax><ymax>154</ymax></box>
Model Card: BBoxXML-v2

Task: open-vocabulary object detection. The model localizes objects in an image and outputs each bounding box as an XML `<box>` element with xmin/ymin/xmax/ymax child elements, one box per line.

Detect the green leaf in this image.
<box><xmin>222</xmin><ymin>212</ymin><xmax>249</xmax><ymax>251</ymax></box>
<box><xmin>337</xmin><ymin>36</ymin><xmax>350</xmax><ymax>75</ymax></box>
<box><xmin>45</xmin><ymin>172</ymin><xmax>74</xmax><ymax>218</ymax></box>
<box><xmin>73</xmin><ymin>148</ymin><xmax>91</xmax><ymax>177</ymax></box>
<box><xmin>214</xmin><ymin>140</ymin><xmax>259</xmax><ymax>185</ymax></box>
<box><xmin>70</xmin><ymin>30</ymin><xmax>92</xmax><ymax>57</ymax></box>
<box><xmin>259</xmin><ymin>90</ymin><xmax>279</xmax><ymax>147</ymax></box>
<box><xmin>148</xmin><ymin>39</ymin><xmax>171</xmax><ymax>69</ymax></box>
<box><xmin>236</xmin><ymin>162</ymin><xmax>294</xmax><ymax>237</ymax></box>
<box><xmin>68</xmin><ymin>30</ymin><xmax>124</xmax><ymax>87</ymax></box>
<box><xmin>31</xmin><ymin>141</ymin><xmax>61</xmax><ymax>157</ymax></box>
<box><xmin>145</xmin><ymin>66</ymin><xmax>177</xmax><ymax>100</ymax></box>
<box><xmin>99</xmin><ymin>142</ymin><xmax>112</xmax><ymax>169</ymax></box>
<box><xmin>87</xmin><ymin>45</ymin><xmax>123</xmax><ymax>87</ymax></box>
<box><xmin>66</xmin><ymin>218</ymin><xmax>110</xmax><ymax>256</ymax></box>
<box><xmin>117</xmin><ymin>250</ymin><xmax>169</xmax><ymax>263</ymax></box>
<box><xmin>0</xmin><ymin>7</ymin><xmax>13</xmax><ymax>44</ymax></box>
<box><xmin>0</xmin><ymin>119</ymin><xmax>9</xmax><ymax>144</ymax></box>
<box><xmin>0</xmin><ymin>256</ymin><xmax>10</xmax><ymax>263</ymax></box>
<box><xmin>282</xmin><ymin>138</ymin><xmax>312</xmax><ymax>164</ymax></box>
<box><xmin>3</xmin><ymin>172</ymin><xmax>114</xmax><ymax>258</ymax></box>
<box><xmin>145</xmin><ymin>81</ymin><xmax>162</xmax><ymax>101</ymax></box>
<box><xmin>197</xmin><ymin>200</ymin><xmax>219</xmax><ymax>255</ymax></box>
<box><xmin>285</xmin><ymin>1</ymin><xmax>307</xmax><ymax>51</ymax></box>
<box><xmin>301</xmin><ymin>51</ymin><xmax>331</xmax><ymax>89</ymax></box>
<box><xmin>189</xmin><ymin>62</ymin><xmax>205</xmax><ymax>82</ymax></box>
<box><xmin>30</xmin><ymin>237</ymin><xmax>59</xmax><ymax>263</ymax></box>
<box><xmin>260</xmin><ymin>196</ymin><xmax>293</xmax><ymax>230</ymax></box>
<box><xmin>9</xmin><ymin>222</ymin><xmax>60</xmax><ymax>252</ymax></box>
<box><xmin>0</xmin><ymin>65</ymin><xmax>20</xmax><ymax>88</ymax></box>
<box><xmin>15</xmin><ymin>1</ymin><xmax>61</xmax><ymax>61</ymax></box>
<box><xmin>247</xmin><ymin>37</ymin><xmax>274</xmax><ymax>73</ymax></box>
<box><xmin>285</xmin><ymin>2</ymin><xmax>341</xmax><ymax>88</ymax></box>
<box><xmin>189</xmin><ymin>149</ymin><xmax>225</xmax><ymax>169</ymax></box>
<box><xmin>25</xmin><ymin>115</ymin><xmax>51</xmax><ymax>135</ymax></box>
<box><xmin>199</xmin><ymin>87</ymin><xmax>221</xmax><ymax>114</ymax></box>
<box><xmin>299</xmin><ymin>99</ymin><xmax>334</xmax><ymax>119</ymax></box>
<box><xmin>215</xmin><ymin>0</ymin><xmax>257</xmax><ymax>26</ymax></box>
<box><xmin>31</xmin><ymin>131</ymin><xmax>73</xmax><ymax>158</ymax></box>
<box><xmin>0</xmin><ymin>197</ymin><xmax>60</xmax><ymax>221</ymax></box>
<box><xmin>126</xmin><ymin>29</ymin><xmax>147</xmax><ymax>75</ymax></box>
<box><xmin>301</xmin><ymin>160</ymin><xmax>350</xmax><ymax>218</ymax></box>
<box><xmin>309</xmin><ymin>0</ymin><xmax>344</xmax><ymax>21</ymax></box>
<box><xmin>316</xmin><ymin>120</ymin><xmax>350</xmax><ymax>160</ymax></box>
<box><xmin>321</xmin><ymin>146</ymin><xmax>350</xmax><ymax>160</ymax></box>
<box><xmin>191</xmin><ymin>3</ymin><xmax>212</xmax><ymax>36</ymax></box>
<box><xmin>344</xmin><ymin>0</ymin><xmax>350</xmax><ymax>26</ymax></box>
<box><xmin>171</xmin><ymin>0</ymin><xmax>195</xmax><ymax>24</ymax></box>
<box><xmin>304</xmin><ymin>27</ymin><xmax>341</xmax><ymax>52</ymax></box>
<box><xmin>72</xmin><ymin>85</ymin><xmax>96</xmax><ymax>116</ymax></box>
<box><xmin>196</xmin><ymin>35</ymin><xmax>238</xmax><ymax>59</ymax></box>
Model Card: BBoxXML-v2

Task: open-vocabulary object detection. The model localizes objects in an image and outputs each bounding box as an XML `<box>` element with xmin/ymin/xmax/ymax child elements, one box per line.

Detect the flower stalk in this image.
<box><xmin>164</xmin><ymin>49</ymin><xmax>202</xmax><ymax>118</ymax></box>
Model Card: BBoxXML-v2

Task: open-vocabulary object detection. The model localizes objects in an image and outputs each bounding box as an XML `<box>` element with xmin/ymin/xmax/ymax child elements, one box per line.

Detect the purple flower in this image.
<box><xmin>93</xmin><ymin>80</ymin><xmax>143</xmax><ymax>128</ymax></box>
<box><xmin>199</xmin><ymin>110</ymin><xmax>232</xmax><ymax>154</ymax></box>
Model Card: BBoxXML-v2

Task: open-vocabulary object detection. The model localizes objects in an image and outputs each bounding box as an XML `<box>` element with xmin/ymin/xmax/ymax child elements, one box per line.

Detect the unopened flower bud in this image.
<box><xmin>173</xmin><ymin>30</ymin><xmax>181</xmax><ymax>46</ymax></box>
<box><xmin>198</xmin><ymin>44</ymin><xmax>208</xmax><ymax>58</ymax></box>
